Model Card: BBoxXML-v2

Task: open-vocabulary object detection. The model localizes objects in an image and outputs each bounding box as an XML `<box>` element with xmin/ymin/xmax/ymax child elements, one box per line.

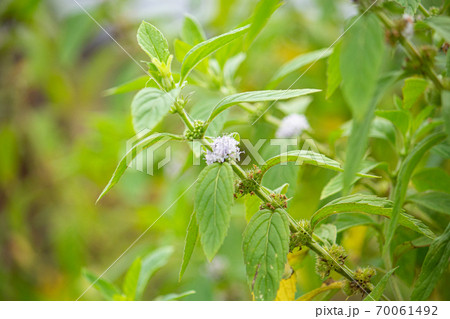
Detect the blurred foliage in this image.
<box><xmin>0</xmin><ymin>0</ymin><xmax>448</xmax><ymax>301</ymax></box>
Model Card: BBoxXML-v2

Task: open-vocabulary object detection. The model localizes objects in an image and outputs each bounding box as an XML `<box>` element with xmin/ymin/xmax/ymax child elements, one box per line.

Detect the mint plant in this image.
<box><xmin>98</xmin><ymin>0</ymin><xmax>450</xmax><ymax>301</ymax></box>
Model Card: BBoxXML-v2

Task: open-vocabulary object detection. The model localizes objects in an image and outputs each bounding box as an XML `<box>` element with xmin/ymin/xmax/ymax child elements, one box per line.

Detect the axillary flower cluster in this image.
<box><xmin>204</xmin><ymin>135</ymin><xmax>242</xmax><ymax>165</ymax></box>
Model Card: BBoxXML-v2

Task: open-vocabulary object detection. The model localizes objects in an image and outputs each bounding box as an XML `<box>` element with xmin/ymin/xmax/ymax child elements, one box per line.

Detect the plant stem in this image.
<box><xmin>180</xmin><ymin>114</ymin><xmax>369</xmax><ymax>297</ymax></box>
<box><xmin>177</xmin><ymin>106</ymin><xmax>195</xmax><ymax>131</ymax></box>
<box><xmin>418</xmin><ymin>4</ymin><xmax>431</xmax><ymax>18</ymax></box>
<box><xmin>374</xmin><ymin>10</ymin><xmax>444</xmax><ymax>90</ymax></box>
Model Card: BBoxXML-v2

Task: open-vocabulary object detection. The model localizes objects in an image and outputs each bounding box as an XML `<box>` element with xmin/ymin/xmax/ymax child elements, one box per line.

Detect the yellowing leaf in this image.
<box><xmin>297</xmin><ymin>281</ymin><xmax>344</xmax><ymax>301</ymax></box>
<box><xmin>275</xmin><ymin>272</ymin><xmax>297</xmax><ymax>301</ymax></box>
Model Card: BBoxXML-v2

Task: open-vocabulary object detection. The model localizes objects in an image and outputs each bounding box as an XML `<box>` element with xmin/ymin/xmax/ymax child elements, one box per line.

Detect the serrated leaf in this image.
<box><xmin>83</xmin><ymin>269</ymin><xmax>121</xmax><ymax>301</ymax></box>
<box><xmin>425</xmin><ymin>16</ymin><xmax>450</xmax><ymax>42</ymax></box>
<box><xmin>154</xmin><ymin>290</ymin><xmax>196</xmax><ymax>301</ymax></box>
<box><xmin>180</xmin><ymin>25</ymin><xmax>249</xmax><ymax>82</ymax></box>
<box><xmin>97</xmin><ymin>133</ymin><xmax>182</xmax><ymax>202</ymax></box>
<box><xmin>103</xmin><ymin>76</ymin><xmax>153</xmax><ymax>96</ymax></box>
<box><xmin>407</xmin><ymin>191</ymin><xmax>450</xmax><ymax>215</ymax></box>
<box><xmin>411</xmin><ymin>224</ymin><xmax>450</xmax><ymax>300</ymax></box>
<box><xmin>326</xmin><ymin>41</ymin><xmax>342</xmax><ymax>99</ymax></box>
<box><xmin>392</xmin><ymin>0</ymin><xmax>420</xmax><ymax>14</ymax></box>
<box><xmin>384</xmin><ymin>131</ymin><xmax>446</xmax><ymax>255</ymax></box>
<box><xmin>375</xmin><ymin>109</ymin><xmax>411</xmax><ymax>136</ymax></box>
<box><xmin>195</xmin><ymin>163</ymin><xmax>234</xmax><ymax>261</ymax></box>
<box><xmin>260</xmin><ymin>150</ymin><xmax>377</xmax><ymax>179</ymax></box>
<box><xmin>179</xmin><ymin>212</ymin><xmax>198</xmax><ymax>280</ymax></box>
<box><xmin>340</xmin><ymin>13</ymin><xmax>384</xmax><ymax>120</ymax></box>
<box><xmin>181</xmin><ymin>15</ymin><xmax>206</xmax><ymax>45</ymax></box>
<box><xmin>246</xmin><ymin>0</ymin><xmax>281</xmax><ymax>49</ymax></box>
<box><xmin>364</xmin><ymin>267</ymin><xmax>398</xmax><ymax>301</ymax></box>
<box><xmin>275</xmin><ymin>272</ymin><xmax>297</xmax><ymax>301</ymax></box>
<box><xmin>131</xmin><ymin>87</ymin><xmax>179</xmax><ymax>133</ymax></box>
<box><xmin>402</xmin><ymin>77</ymin><xmax>428</xmax><ymax>110</ymax></box>
<box><xmin>269</xmin><ymin>48</ymin><xmax>332</xmax><ymax>87</ymax></box>
<box><xmin>122</xmin><ymin>258</ymin><xmax>141</xmax><ymax>300</ymax></box>
<box><xmin>207</xmin><ymin>89</ymin><xmax>320</xmax><ymax>123</ymax></box>
<box><xmin>135</xmin><ymin>246</ymin><xmax>173</xmax><ymax>300</ymax></box>
<box><xmin>412</xmin><ymin>167</ymin><xmax>450</xmax><ymax>193</ymax></box>
<box><xmin>243</xmin><ymin>209</ymin><xmax>290</xmax><ymax>301</ymax></box>
<box><xmin>310</xmin><ymin>194</ymin><xmax>435</xmax><ymax>239</ymax></box>
<box><xmin>137</xmin><ymin>21</ymin><xmax>170</xmax><ymax>63</ymax></box>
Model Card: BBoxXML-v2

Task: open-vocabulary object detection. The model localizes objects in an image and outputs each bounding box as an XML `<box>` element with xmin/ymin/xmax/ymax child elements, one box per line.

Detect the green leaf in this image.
<box><xmin>320</xmin><ymin>161</ymin><xmax>382</xmax><ymax>199</ymax></box>
<box><xmin>180</xmin><ymin>25</ymin><xmax>250</xmax><ymax>82</ymax></box>
<box><xmin>179</xmin><ymin>212</ymin><xmax>198</xmax><ymax>280</ymax></box>
<box><xmin>364</xmin><ymin>267</ymin><xmax>398</xmax><ymax>301</ymax></box>
<box><xmin>326</xmin><ymin>41</ymin><xmax>342</xmax><ymax>99</ymax></box>
<box><xmin>412</xmin><ymin>167</ymin><xmax>450</xmax><ymax>193</ymax></box>
<box><xmin>246</xmin><ymin>0</ymin><xmax>281</xmax><ymax>48</ymax></box>
<box><xmin>207</xmin><ymin>89</ymin><xmax>320</xmax><ymax>123</ymax></box>
<box><xmin>407</xmin><ymin>191</ymin><xmax>450</xmax><ymax>215</ymax></box>
<box><xmin>432</xmin><ymin>143</ymin><xmax>450</xmax><ymax>158</ymax></box>
<box><xmin>174</xmin><ymin>39</ymin><xmax>209</xmax><ymax>73</ymax></box>
<box><xmin>103</xmin><ymin>76</ymin><xmax>153</xmax><ymax>96</ymax></box>
<box><xmin>154</xmin><ymin>290</ymin><xmax>196</xmax><ymax>301</ymax></box>
<box><xmin>314</xmin><ymin>224</ymin><xmax>337</xmax><ymax>247</ymax></box>
<box><xmin>83</xmin><ymin>269</ymin><xmax>121</xmax><ymax>301</ymax></box>
<box><xmin>425</xmin><ymin>16</ymin><xmax>450</xmax><ymax>43</ymax></box>
<box><xmin>195</xmin><ymin>163</ymin><xmax>234</xmax><ymax>261</ymax></box>
<box><xmin>269</xmin><ymin>48</ymin><xmax>332</xmax><ymax>87</ymax></box>
<box><xmin>402</xmin><ymin>77</ymin><xmax>428</xmax><ymax>110</ymax></box>
<box><xmin>97</xmin><ymin>133</ymin><xmax>182</xmax><ymax>202</ymax></box>
<box><xmin>243</xmin><ymin>209</ymin><xmax>290</xmax><ymax>301</ymax></box>
<box><xmin>342</xmin><ymin>71</ymin><xmax>402</xmax><ymax>194</ymax></box>
<box><xmin>181</xmin><ymin>15</ymin><xmax>206</xmax><ymax>45</ymax></box>
<box><xmin>223</xmin><ymin>53</ymin><xmax>246</xmax><ymax>85</ymax></box>
<box><xmin>135</xmin><ymin>246</ymin><xmax>174</xmax><ymax>300</ymax></box>
<box><xmin>260</xmin><ymin>150</ymin><xmax>377</xmax><ymax>179</ymax></box>
<box><xmin>375</xmin><ymin>109</ymin><xmax>410</xmax><ymax>136</ymax></box>
<box><xmin>333</xmin><ymin>213</ymin><xmax>376</xmax><ymax>233</ymax></box>
<box><xmin>385</xmin><ymin>131</ymin><xmax>446</xmax><ymax>255</ymax></box>
<box><xmin>392</xmin><ymin>0</ymin><xmax>420</xmax><ymax>14</ymax></box>
<box><xmin>245</xmin><ymin>194</ymin><xmax>262</xmax><ymax>222</ymax></box>
<box><xmin>340</xmin><ymin>13</ymin><xmax>384</xmax><ymax>120</ymax></box>
<box><xmin>122</xmin><ymin>258</ymin><xmax>141</xmax><ymax>300</ymax></box>
<box><xmin>310</xmin><ymin>194</ymin><xmax>435</xmax><ymax>239</ymax></box>
<box><xmin>443</xmin><ymin>91</ymin><xmax>450</xmax><ymax>140</ymax></box>
<box><xmin>411</xmin><ymin>223</ymin><xmax>450</xmax><ymax>300</ymax></box>
<box><xmin>131</xmin><ymin>87</ymin><xmax>179</xmax><ymax>133</ymax></box>
<box><xmin>137</xmin><ymin>21</ymin><xmax>170</xmax><ymax>63</ymax></box>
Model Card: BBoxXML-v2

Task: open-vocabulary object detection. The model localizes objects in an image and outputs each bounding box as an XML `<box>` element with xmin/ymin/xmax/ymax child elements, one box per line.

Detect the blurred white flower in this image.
<box><xmin>275</xmin><ymin>114</ymin><xmax>310</xmax><ymax>138</ymax></box>
<box><xmin>402</xmin><ymin>14</ymin><xmax>414</xmax><ymax>39</ymax></box>
<box><xmin>205</xmin><ymin>135</ymin><xmax>242</xmax><ymax>165</ymax></box>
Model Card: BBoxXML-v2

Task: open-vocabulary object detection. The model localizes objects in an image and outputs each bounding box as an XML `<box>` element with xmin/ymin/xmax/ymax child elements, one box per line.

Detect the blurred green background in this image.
<box><xmin>2</xmin><ymin>0</ymin><xmax>443</xmax><ymax>301</ymax></box>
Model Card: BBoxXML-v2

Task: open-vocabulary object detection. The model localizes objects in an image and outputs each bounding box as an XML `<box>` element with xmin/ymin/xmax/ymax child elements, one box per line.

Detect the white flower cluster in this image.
<box><xmin>402</xmin><ymin>14</ymin><xmax>414</xmax><ymax>39</ymax></box>
<box><xmin>205</xmin><ymin>135</ymin><xmax>242</xmax><ymax>165</ymax></box>
<box><xmin>275</xmin><ymin>114</ymin><xmax>310</xmax><ymax>138</ymax></box>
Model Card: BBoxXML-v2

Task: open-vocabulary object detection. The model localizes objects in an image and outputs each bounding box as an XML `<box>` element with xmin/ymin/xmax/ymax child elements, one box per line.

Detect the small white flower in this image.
<box><xmin>275</xmin><ymin>114</ymin><xmax>310</xmax><ymax>138</ymax></box>
<box><xmin>402</xmin><ymin>14</ymin><xmax>414</xmax><ymax>39</ymax></box>
<box><xmin>204</xmin><ymin>135</ymin><xmax>242</xmax><ymax>165</ymax></box>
